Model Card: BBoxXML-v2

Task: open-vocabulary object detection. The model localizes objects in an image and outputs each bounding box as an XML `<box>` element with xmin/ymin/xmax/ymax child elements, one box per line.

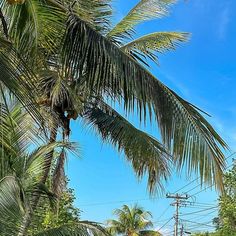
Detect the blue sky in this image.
<box><xmin>66</xmin><ymin>0</ymin><xmax>236</xmax><ymax>234</ymax></box>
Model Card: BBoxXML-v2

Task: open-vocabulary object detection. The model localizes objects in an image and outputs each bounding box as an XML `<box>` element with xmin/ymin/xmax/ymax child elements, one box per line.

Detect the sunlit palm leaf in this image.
<box><xmin>0</xmin><ymin>176</ymin><xmax>25</xmax><ymax>236</ymax></box>
<box><xmin>0</xmin><ymin>39</ymin><xmax>43</xmax><ymax>124</ymax></box>
<box><xmin>107</xmin><ymin>0</ymin><xmax>176</xmax><ymax>41</ymax></box>
<box><xmin>121</xmin><ymin>32</ymin><xmax>189</xmax><ymax>65</ymax></box>
<box><xmin>84</xmin><ymin>101</ymin><xmax>170</xmax><ymax>193</ymax></box>
<box><xmin>1</xmin><ymin>0</ymin><xmax>65</xmax><ymax>59</ymax></box>
<box><xmin>62</xmin><ymin>14</ymin><xmax>227</xmax><ymax>191</ymax></box>
<box><xmin>74</xmin><ymin>0</ymin><xmax>112</xmax><ymax>34</ymax></box>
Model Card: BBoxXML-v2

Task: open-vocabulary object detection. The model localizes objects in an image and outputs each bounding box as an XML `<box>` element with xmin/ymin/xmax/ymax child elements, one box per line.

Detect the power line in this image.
<box><xmin>76</xmin><ymin>153</ymin><xmax>236</xmax><ymax>209</ymax></box>
<box><xmin>179</xmin><ymin>206</ymin><xmax>218</xmax><ymax>217</ymax></box>
<box><xmin>187</xmin><ymin>209</ymin><xmax>218</xmax><ymax>222</ymax></box>
<box><xmin>157</xmin><ymin>217</ymin><xmax>174</xmax><ymax>231</ymax></box>
<box><xmin>174</xmin><ymin>178</ymin><xmax>199</xmax><ymax>194</ymax></box>
<box><xmin>155</xmin><ymin>205</ymin><xmax>171</xmax><ymax>223</ymax></box>
<box><xmin>180</xmin><ymin>219</ymin><xmax>215</xmax><ymax>228</ymax></box>
<box><xmin>173</xmin><ymin>152</ymin><xmax>236</xmax><ymax>195</ymax></box>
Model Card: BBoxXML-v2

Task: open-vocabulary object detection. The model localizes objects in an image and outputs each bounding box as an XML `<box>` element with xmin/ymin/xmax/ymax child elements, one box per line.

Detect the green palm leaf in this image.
<box><xmin>107</xmin><ymin>0</ymin><xmax>177</xmax><ymax>40</ymax></box>
<box><xmin>62</xmin><ymin>13</ymin><xmax>227</xmax><ymax>191</ymax></box>
<box><xmin>1</xmin><ymin>0</ymin><xmax>65</xmax><ymax>58</ymax></box>
<box><xmin>0</xmin><ymin>39</ymin><xmax>43</xmax><ymax>124</ymax></box>
<box><xmin>121</xmin><ymin>32</ymin><xmax>189</xmax><ymax>65</ymax></box>
<box><xmin>84</xmin><ymin>101</ymin><xmax>171</xmax><ymax>193</ymax></box>
<box><xmin>33</xmin><ymin>221</ymin><xmax>109</xmax><ymax>236</ymax></box>
<box><xmin>74</xmin><ymin>0</ymin><xmax>112</xmax><ymax>34</ymax></box>
<box><xmin>0</xmin><ymin>176</ymin><xmax>25</xmax><ymax>235</ymax></box>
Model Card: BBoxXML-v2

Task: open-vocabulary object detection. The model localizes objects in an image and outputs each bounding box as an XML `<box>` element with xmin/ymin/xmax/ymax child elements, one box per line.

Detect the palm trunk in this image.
<box><xmin>18</xmin><ymin>125</ymin><xmax>58</xmax><ymax>236</ymax></box>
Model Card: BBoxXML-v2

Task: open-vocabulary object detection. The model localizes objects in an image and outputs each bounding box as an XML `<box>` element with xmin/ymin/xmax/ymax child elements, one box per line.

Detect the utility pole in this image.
<box><xmin>166</xmin><ymin>193</ymin><xmax>189</xmax><ymax>236</ymax></box>
<box><xmin>180</xmin><ymin>225</ymin><xmax>184</xmax><ymax>236</ymax></box>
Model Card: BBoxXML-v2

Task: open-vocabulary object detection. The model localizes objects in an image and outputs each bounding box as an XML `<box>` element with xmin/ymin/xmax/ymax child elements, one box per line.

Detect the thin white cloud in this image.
<box><xmin>218</xmin><ymin>4</ymin><xmax>231</xmax><ymax>40</ymax></box>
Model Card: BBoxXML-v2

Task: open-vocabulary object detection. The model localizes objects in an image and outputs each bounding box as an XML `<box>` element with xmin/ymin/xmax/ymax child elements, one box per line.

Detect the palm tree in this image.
<box><xmin>0</xmin><ymin>96</ymin><xmax>108</xmax><ymax>236</ymax></box>
<box><xmin>107</xmin><ymin>204</ymin><xmax>162</xmax><ymax>236</ymax></box>
<box><xmin>0</xmin><ymin>0</ymin><xmax>227</xmax><ymax>234</ymax></box>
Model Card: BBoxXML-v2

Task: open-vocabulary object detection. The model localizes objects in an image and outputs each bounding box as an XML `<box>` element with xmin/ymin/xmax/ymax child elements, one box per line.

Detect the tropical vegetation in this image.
<box><xmin>107</xmin><ymin>204</ymin><xmax>162</xmax><ymax>236</ymax></box>
<box><xmin>0</xmin><ymin>0</ymin><xmax>228</xmax><ymax>235</ymax></box>
<box><xmin>193</xmin><ymin>163</ymin><xmax>236</xmax><ymax>236</ymax></box>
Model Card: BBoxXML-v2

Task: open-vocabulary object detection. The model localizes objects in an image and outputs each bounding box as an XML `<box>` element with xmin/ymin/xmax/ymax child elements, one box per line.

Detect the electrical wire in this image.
<box><xmin>157</xmin><ymin>217</ymin><xmax>174</xmax><ymax>231</ymax></box>
<box><xmin>179</xmin><ymin>206</ymin><xmax>218</xmax><ymax>217</ymax></box>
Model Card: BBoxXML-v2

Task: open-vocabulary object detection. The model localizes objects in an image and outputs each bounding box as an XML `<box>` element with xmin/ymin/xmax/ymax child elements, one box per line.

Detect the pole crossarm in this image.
<box><xmin>166</xmin><ymin>193</ymin><xmax>190</xmax><ymax>236</ymax></box>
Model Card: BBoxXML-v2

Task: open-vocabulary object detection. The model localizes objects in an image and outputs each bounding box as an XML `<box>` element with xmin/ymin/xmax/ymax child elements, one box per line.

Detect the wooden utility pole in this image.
<box><xmin>166</xmin><ymin>193</ymin><xmax>189</xmax><ymax>236</ymax></box>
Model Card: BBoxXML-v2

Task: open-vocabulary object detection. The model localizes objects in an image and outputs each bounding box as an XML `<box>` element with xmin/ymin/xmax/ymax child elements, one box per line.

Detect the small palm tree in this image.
<box><xmin>0</xmin><ymin>96</ymin><xmax>108</xmax><ymax>236</ymax></box>
<box><xmin>107</xmin><ymin>205</ymin><xmax>162</xmax><ymax>236</ymax></box>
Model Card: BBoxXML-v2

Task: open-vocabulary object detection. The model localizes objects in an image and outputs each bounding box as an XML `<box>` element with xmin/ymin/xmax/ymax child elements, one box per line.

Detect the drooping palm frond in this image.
<box><xmin>62</xmin><ymin>14</ymin><xmax>227</xmax><ymax>191</ymax></box>
<box><xmin>84</xmin><ymin>101</ymin><xmax>170</xmax><ymax>193</ymax></box>
<box><xmin>33</xmin><ymin>221</ymin><xmax>109</xmax><ymax>236</ymax></box>
<box><xmin>121</xmin><ymin>32</ymin><xmax>189</xmax><ymax>65</ymax></box>
<box><xmin>107</xmin><ymin>0</ymin><xmax>177</xmax><ymax>41</ymax></box>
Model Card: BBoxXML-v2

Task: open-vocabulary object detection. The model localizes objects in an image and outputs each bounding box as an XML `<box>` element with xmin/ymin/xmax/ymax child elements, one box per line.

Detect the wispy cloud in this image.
<box><xmin>218</xmin><ymin>4</ymin><xmax>231</xmax><ymax>40</ymax></box>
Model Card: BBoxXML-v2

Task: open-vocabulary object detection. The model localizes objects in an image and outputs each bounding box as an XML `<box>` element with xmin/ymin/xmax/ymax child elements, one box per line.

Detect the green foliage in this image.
<box><xmin>0</xmin><ymin>0</ymin><xmax>230</xmax><ymax>234</ymax></box>
<box><xmin>107</xmin><ymin>204</ymin><xmax>162</xmax><ymax>236</ymax></box>
<box><xmin>0</xmin><ymin>100</ymin><xmax>107</xmax><ymax>236</ymax></box>
<box><xmin>192</xmin><ymin>164</ymin><xmax>236</xmax><ymax>236</ymax></box>
<box><xmin>29</xmin><ymin>184</ymin><xmax>80</xmax><ymax>234</ymax></box>
<box><xmin>217</xmin><ymin>164</ymin><xmax>236</xmax><ymax>234</ymax></box>
<box><xmin>0</xmin><ymin>0</ymin><xmax>228</xmax><ymax>195</ymax></box>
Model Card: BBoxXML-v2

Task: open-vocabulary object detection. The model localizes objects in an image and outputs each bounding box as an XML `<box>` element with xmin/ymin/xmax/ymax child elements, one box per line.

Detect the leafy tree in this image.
<box><xmin>107</xmin><ymin>204</ymin><xmax>162</xmax><ymax>236</ymax></box>
<box><xmin>28</xmin><ymin>180</ymin><xmax>81</xmax><ymax>234</ymax></box>
<box><xmin>0</xmin><ymin>0</ymin><xmax>228</xmax><ymax>234</ymax></box>
<box><xmin>192</xmin><ymin>164</ymin><xmax>236</xmax><ymax>236</ymax></box>
<box><xmin>217</xmin><ymin>164</ymin><xmax>236</xmax><ymax>234</ymax></box>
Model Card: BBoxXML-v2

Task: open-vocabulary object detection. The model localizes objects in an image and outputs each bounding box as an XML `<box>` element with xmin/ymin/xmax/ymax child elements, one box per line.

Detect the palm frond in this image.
<box><xmin>1</xmin><ymin>0</ymin><xmax>65</xmax><ymax>59</ymax></box>
<box><xmin>84</xmin><ymin>101</ymin><xmax>170</xmax><ymax>194</ymax></box>
<box><xmin>0</xmin><ymin>39</ymin><xmax>43</xmax><ymax>124</ymax></box>
<box><xmin>33</xmin><ymin>221</ymin><xmax>109</xmax><ymax>236</ymax></box>
<box><xmin>121</xmin><ymin>32</ymin><xmax>189</xmax><ymax>65</ymax></box>
<box><xmin>107</xmin><ymin>0</ymin><xmax>177</xmax><ymax>41</ymax></box>
<box><xmin>0</xmin><ymin>176</ymin><xmax>25</xmax><ymax>235</ymax></box>
<box><xmin>25</xmin><ymin>141</ymin><xmax>78</xmax><ymax>183</ymax></box>
<box><xmin>62</xmin><ymin>14</ymin><xmax>227</xmax><ymax>191</ymax></box>
<box><xmin>0</xmin><ymin>99</ymin><xmax>42</xmax><ymax>180</ymax></box>
<box><xmin>74</xmin><ymin>0</ymin><xmax>112</xmax><ymax>34</ymax></box>
<box><xmin>0</xmin><ymin>8</ymin><xmax>8</xmax><ymax>38</ymax></box>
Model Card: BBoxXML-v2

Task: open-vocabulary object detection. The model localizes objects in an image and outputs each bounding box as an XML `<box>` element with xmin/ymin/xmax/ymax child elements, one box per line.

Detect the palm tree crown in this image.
<box><xmin>107</xmin><ymin>205</ymin><xmax>162</xmax><ymax>236</ymax></box>
<box><xmin>0</xmin><ymin>2</ymin><xmax>229</xmax><ymax>235</ymax></box>
<box><xmin>0</xmin><ymin>0</ymin><xmax>227</xmax><ymax>193</ymax></box>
